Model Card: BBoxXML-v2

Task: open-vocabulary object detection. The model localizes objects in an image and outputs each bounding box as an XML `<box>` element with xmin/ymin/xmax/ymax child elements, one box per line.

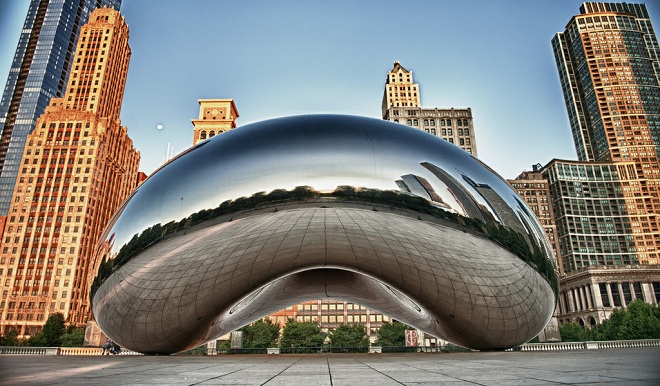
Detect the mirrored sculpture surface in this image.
<box><xmin>91</xmin><ymin>115</ymin><xmax>557</xmax><ymax>354</ymax></box>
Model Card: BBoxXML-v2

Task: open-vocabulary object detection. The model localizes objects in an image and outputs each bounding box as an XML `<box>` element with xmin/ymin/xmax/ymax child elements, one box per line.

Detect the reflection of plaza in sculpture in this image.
<box><xmin>91</xmin><ymin>115</ymin><xmax>557</xmax><ymax>354</ymax></box>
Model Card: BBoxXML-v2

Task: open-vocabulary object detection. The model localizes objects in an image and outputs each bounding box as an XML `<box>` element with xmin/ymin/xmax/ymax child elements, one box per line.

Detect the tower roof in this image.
<box><xmin>392</xmin><ymin>61</ymin><xmax>410</xmax><ymax>73</ymax></box>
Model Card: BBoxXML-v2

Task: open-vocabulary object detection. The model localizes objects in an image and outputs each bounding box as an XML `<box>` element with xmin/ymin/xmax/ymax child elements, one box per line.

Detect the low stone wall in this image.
<box><xmin>515</xmin><ymin>339</ymin><xmax>660</xmax><ymax>351</ymax></box>
<box><xmin>1</xmin><ymin>340</ymin><xmax>659</xmax><ymax>355</ymax></box>
<box><xmin>0</xmin><ymin>346</ymin><xmax>142</xmax><ymax>355</ymax></box>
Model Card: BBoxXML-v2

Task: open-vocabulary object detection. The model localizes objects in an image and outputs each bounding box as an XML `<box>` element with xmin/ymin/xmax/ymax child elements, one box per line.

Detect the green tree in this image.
<box><xmin>60</xmin><ymin>327</ymin><xmax>86</xmax><ymax>347</ymax></box>
<box><xmin>279</xmin><ymin>319</ymin><xmax>325</xmax><ymax>348</ymax></box>
<box><xmin>29</xmin><ymin>313</ymin><xmax>65</xmax><ymax>346</ymax></box>
<box><xmin>559</xmin><ymin>322</ymin><xmax>589</xmax><ymax>342</ymax></box>
<box><xmin>591</xmin><ymin>300</ymin><xmax>660</xmax><ymax>340</ymax></box>
<box><xmin>240</xmin><ymin>319</ymin><xmax>280</xmax><ymax>348</ymax></box>
<box><xmin>0</xmin><ymin>330</ymin><xmax>20</xmax><ymax>346</ymax></box>
<box><xmin>328</xmin><ymin>324</ymin><xmax>369</xmax><ymax>348</ymax></box>
<box><xmin>375</xmin><ymin>321</ymin><xmax>411</xmax><ymax>346</ymax></box>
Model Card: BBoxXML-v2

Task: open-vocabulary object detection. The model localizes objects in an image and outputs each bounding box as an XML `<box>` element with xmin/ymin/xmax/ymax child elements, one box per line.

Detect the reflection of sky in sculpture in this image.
<box><xmin>103</xmin><ymin>115</ymin><xmax>551</xmax><ymax>258</ymax></box>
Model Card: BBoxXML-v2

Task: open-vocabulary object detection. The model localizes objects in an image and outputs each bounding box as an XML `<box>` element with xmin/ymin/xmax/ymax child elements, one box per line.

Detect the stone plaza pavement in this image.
<box><xmin>0</xmin><ymin>348</ymin><xmax>659</xmax><ymax>385</ymax></box>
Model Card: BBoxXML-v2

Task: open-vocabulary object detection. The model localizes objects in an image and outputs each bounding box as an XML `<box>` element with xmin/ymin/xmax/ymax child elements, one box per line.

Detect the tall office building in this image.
<box><xmin>542</xmin><ymin>159</ymin><xmax>660</xmax><ymax>325</ymax></box>
<box><xmin>552</xmin><ymin>2</ymin><xmax>660</xmax><ymax>266</ymax></box>
<box><xmin>549</xmin><ymin>2</ymin><xmax>660</xmax><ymax>325</ymax></box>
<box><xmin>191</xmin><ymin>99</ymin><xmax>239</xmax><ymax>146</ymax></box>
<box><xmin>0</xmin><ymin>7</ymin><xmax>139</xmax><ymax>337</ymax></box>
<box><xmin>382</xmin><ymin>62</ymin><xmax>478</xmax><ymax>156</ymax></box>
<box><xmin>0</xmin><ymin>0</ymin><xmax>122</xmax><ymax>216</ymax></box>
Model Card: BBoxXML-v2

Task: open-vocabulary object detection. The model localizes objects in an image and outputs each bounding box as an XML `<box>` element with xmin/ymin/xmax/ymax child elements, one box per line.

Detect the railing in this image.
<box><xmin>593</xmin><ymin>339</ymin><xmax>660</xmax><ymax>349</ymax></box>
<box><xmin>513</xmin><ymin>339</ymin><xmax>660</xmax><ymax>351</ymax></box>
<box><xmin>0</xmin><ymin>346</ymin><xmax>143</xmax><ymax>356</ymax></box>
<box><xmin>0</xmin><ymin>346</ymin><xmax>52</xmax><ymax>355</ymax></box>
<box><xmin>59</xmin><ymin>347</ymin><xmax>103</xmax><ymax>356</ymax></box>
<box><xmin>2</xmin><ymin>340</ymin><xmax>659</xmax><ymax>356</ymax></box>
<box><xmin>214</xmin><ymin>348</ymin><xmax>268</xmax><ymax>355</ymax></box>
<box><xmin>59</xmin><ymin>347</ymin><xmax>143</xmax><ymax>356</ymax></box>
<box><xmin>279</xmin><ymin>347</ymin><xmax>324</xmax><ymax>354</ymax></box>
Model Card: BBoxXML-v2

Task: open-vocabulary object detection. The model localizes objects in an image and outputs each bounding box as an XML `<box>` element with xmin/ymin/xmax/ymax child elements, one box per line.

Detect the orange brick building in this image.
<box><xmin>0</xmin><ymin>8</ymin><xmax>139</xmax><ymax>338</ymax></box>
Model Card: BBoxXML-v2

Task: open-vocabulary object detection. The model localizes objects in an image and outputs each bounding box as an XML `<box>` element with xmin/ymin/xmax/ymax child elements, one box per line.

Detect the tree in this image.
<box><xmin>559</xmin><ymin>322</ymin><xmax>589</xmax><ymax>342</ymax></box>
<box><xmin>591</xmin><ymin>300</ymin><xmax>660</xmax><ymax>341</ymax></box>
<box><xmin>240</xmin><ymin>319</ymin><xmax>280</xmax><ymax>348</ymax></box>
<box><xmin>60</xmin><ymin>327</ymin><xmax>86</xmax><ymax>347</ymax></box>
<box><xmin>375</xmin><ymin>321</ymin><xmax>411</xmax><ymax>346</ymax></box>
<box><xmin>328</xmin><ymin>324</ymin><xmax>369</xmax><ymax>348</ymax></box>
<box><xmin>29</xmin><ymin>313</ymin><xmax>65</xmax><ymax>346</ymax></box>
<box><xmin>279</xmin><ymin>319</ymin><xmax>325</xmax><ymax>348</ymax></box>
<box><xmin>560</xmin><ymin>301</ymin><xmax>660</xmax><ymax>342</ymax></box>
<box><xmin>0</xmin><ymin>330</ymin><xmax>20</xmax><ymax>346</ymax></box>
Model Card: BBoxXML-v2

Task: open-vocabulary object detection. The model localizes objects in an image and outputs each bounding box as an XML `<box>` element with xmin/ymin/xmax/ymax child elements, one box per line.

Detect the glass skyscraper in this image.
<box><xmin>0</xmin><ymin>0</ymin><xmax>121</xmax><ymax>215</ymax></box>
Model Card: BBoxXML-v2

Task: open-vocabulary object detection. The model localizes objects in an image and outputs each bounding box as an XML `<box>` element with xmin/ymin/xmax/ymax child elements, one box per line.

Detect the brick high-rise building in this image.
<box><xmin>0</xmin><ymin>0</ymin><xmax>122</xmax><ymax>216</ymax></box>
<box><xmin>0</xmin><ymin>7</ymin><xmax>139</xmax><ymax>338</ymax></box>
<box><xmin>508</xmin><ymin>165</ymin><xmax>562</xmax><ymax>273</ymax></box>
<box><xmin>382</xmin><ymin>61</ymin><xmax>478</xmax><ymax>156</ymax></box>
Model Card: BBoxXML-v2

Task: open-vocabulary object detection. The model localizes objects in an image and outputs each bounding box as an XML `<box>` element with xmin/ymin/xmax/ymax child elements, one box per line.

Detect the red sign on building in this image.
<box><xmin>405</xmin><ymin>329</ymin><xmax>418</xmax><ymax>346</ymax></box>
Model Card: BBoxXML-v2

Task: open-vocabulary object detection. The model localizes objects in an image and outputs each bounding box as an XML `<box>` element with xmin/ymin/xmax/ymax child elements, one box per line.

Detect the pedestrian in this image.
<box><xmin>101</xmin><ymin>339</ymin><xmax>111</xmax><ymax>355</ymax></box>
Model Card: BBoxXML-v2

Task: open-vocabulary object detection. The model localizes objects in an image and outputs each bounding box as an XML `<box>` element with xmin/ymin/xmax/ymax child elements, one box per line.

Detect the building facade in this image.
<box><xmin>382</xmin><ymin>62</ymin><xmax>478</xmax><ymax>156</ymax></box>
<box><xmin>549</xmin><ymin>2</ymin><xmax>660</xmax><ymax>326</ymax></box>
<box><xmin>191</xmin><ymin>99</ymin><xmax>239</xmax><ymax>146</ymax></box>
<box><xmin>552</xmin><ymin>2</ymin><xmax>660</xmax><ymax>263</ymax></box>
<box><xmin>0</xmin><ymin>7</ymin><xmax>139</xmax><ymax>338</ymax></box>
<box><xmin>542</xmin><ymin>158</ymin><xmax>660</xmax><ymax>323</ymax></box>
<box><xmin>267</xmin><ymin>300</ymin><xmax>391</xmax><ymax>342</ymax></box>
<box><xmin>556</xmin><ymin>265</ymin><xmax>660</xmax><ymax>326</ymax></box>
<box><xmin>0</xmin><ymin>0</ymin><xmax>122</xmax><ymax>216</ymax></box>
<box><xmin>508</xmin><ymin>165</ymin><xmax>562</xmax><ymax>273</ymax></box>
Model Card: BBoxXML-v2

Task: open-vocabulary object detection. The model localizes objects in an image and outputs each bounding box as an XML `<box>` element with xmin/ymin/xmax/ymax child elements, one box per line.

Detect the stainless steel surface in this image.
<box><xmin>91</xmin><ymin>115</ymin><xmax>557</xmax><ymax>354</ymax></box>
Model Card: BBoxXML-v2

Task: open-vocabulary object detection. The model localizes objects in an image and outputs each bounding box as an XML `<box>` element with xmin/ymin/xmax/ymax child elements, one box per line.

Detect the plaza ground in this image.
<box><xmin>1</xmin><ymin>348</ymin><xmax>659</xmax><ymax>385</ymax></box>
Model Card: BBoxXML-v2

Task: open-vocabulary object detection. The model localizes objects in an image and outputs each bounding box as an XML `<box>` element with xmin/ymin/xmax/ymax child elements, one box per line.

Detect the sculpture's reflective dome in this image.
<box><xmin>91</xmin><ymin>114</ymin><xmax>557</xmax><ymax>354</ymax></box>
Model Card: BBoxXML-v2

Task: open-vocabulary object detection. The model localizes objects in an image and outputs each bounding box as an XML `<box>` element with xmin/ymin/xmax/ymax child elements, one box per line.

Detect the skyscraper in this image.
<box><xmin>382</xmin><ymin>62</ymin><xmax>478</xmax><ymax>156</ymax></box>
<box><xmin>552</xmin><ymin>2</ymin><xmax>660</xmax><ymax>266</ymax></box>
<box><xmin>0</xmin><ymin>0</ymin><xmax>121</xmax><ymax>216</ymax></box>
<box><xmin>548</xmin><ymin>2</ymin><xmax>660</xmax><ymax>326</ymax></box>
<box><xmin>0</xmin><ymin>7</ymin><xmax>139</xmax><ymax>338</ymax></box>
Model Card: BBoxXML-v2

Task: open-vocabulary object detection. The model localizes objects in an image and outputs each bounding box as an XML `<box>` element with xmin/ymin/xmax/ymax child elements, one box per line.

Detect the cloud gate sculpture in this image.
<box><xmin>91</xmin><ymin>115</ymin><xmax>557</xmax><ymax>354</ymax></box>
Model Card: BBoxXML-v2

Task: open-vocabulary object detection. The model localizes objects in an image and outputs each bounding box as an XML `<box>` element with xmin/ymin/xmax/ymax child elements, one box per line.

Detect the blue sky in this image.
<box><xmin>1</xmin><ymin>1</ymin><xmax>659</xmax><ymax>179</ymax></box>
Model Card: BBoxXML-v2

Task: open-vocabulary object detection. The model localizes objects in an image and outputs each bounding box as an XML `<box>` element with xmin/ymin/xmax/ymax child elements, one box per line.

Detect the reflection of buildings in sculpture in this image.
<box><xmin>192</xmin><ymin>99</ymin><xmax>239</xmax><ymax>145</ymax></box>
<box><xmin>0</xmin><ymin>0</ymin><xmax>123</xmax><ymax>215</ymax></box>
<box><xmin>420</xmin><ymin>162</ymin><xmax>490</xmax><ymax>221</ymax></box>
<box><xmin>508</xmin><ymin>165</ymin><xmax>562</xmax><ymax>273</ymax></box>
<box><xmin>0</xmin><ymin>8</ymin><xmax>140</xmax><ymax>338</ymax></box>
<box><xmin>396</xmin><ymin>174</ymin><xmax>449</xmax><ymax>209</ymax></box>
<box><xmin>267</xmin><ymin>300</ymin><xmax>390</xmax><ymax>340</ymax></box>
<box><xmin>461</xmin><ymin>174</ymin><xmax>532</xmax><ymax>244</ymax></box>
<box><xmin>381</xmin><ymin>62</ymin><xmax>478</xmax><ymax>156</ymax></box>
